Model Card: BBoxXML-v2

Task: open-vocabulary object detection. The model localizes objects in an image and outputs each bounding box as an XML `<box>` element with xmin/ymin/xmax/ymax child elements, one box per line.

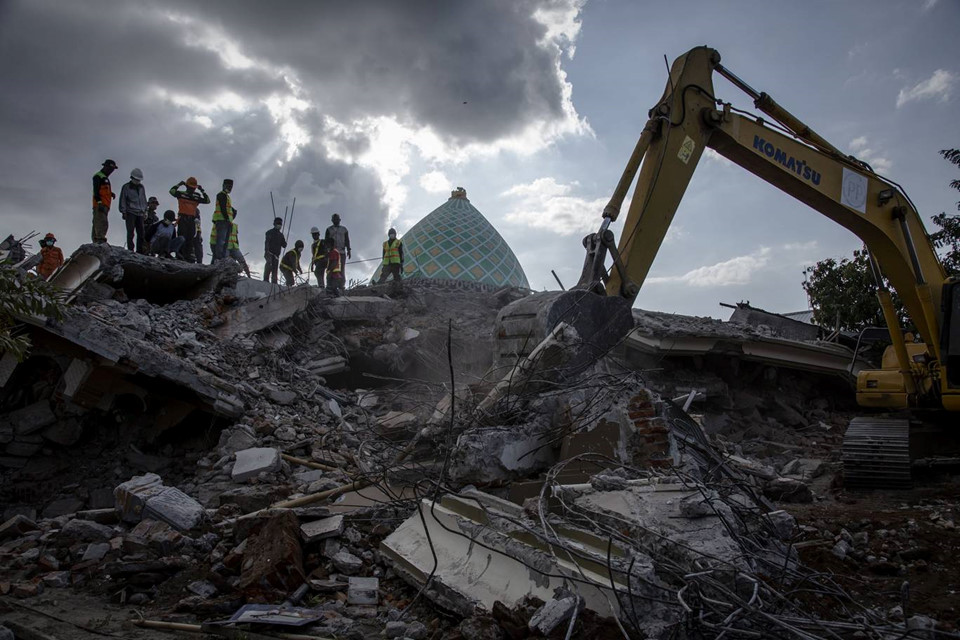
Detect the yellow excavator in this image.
<box><xmin>496</xmin><ymin>46</ymin><xmax>958</xmax><ymax>489</ymax></box>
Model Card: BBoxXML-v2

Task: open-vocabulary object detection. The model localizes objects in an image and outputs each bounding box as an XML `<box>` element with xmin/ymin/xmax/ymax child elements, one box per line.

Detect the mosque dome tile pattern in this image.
<box><xmin>373</xmin><ymin>188</ymin><xmax>529</xmax><ymax>289</ymax></box>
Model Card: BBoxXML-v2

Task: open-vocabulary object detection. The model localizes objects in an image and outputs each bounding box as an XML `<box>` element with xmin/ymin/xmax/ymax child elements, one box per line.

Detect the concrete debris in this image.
<box><xmin>231</xmin><ymin>447</ymin><xmax>282</xmax><ymax>482</ymax></box>
<box><xmin>0</xmin><ymin>261</ymin><xmax>952</xmax><ymax>638</ymax></box>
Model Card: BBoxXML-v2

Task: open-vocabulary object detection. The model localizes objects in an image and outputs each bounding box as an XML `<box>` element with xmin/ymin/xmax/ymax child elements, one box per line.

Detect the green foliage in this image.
<box><xmin>929</xmin><ymin>148</ymin><xmax>960</xmax><ymax>276</ymax></box>
<box><xmin>802</xmin><ymin>249</ymin><xmax>907</xmax><ymax>332</ymax></box>
<box><xmin>0</xmin><ymin>264</ymin><xmax>67</xmax><ymax>361</ymax></box>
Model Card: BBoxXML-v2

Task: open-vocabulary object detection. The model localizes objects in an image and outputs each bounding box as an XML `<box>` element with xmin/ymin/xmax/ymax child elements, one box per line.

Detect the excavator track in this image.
<box><xmin>842</xmin><ymin>417</ymin><xmax>912</xmax><ymax>490</ymax></box>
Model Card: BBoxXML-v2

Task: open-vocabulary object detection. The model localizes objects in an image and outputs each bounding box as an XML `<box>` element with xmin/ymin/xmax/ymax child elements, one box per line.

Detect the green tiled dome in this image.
<box><xmin>374</xmin><ymin>188</ymin><xmax>529</xmax><ymax>289</ymax></box>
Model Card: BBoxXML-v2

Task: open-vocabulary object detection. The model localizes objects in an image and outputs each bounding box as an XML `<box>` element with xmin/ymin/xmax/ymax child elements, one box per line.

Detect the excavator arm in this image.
<box><xmin>594</xmin><ymin>46</ymin><xmax>955</xmax><ymax>410</ymax></box>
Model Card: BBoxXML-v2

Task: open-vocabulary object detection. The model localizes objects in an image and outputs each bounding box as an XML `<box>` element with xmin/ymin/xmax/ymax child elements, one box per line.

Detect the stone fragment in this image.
<box><xmin>384</xmin><ymin>621</ymin><xmax>407</xmax><ymax>638</ymax></box>
<box><xmin>218</xmin><ymin>485</ymin><xmax>289</xmax><ymax>512</ymax></box>
<box><xmin>763</xmin><ymin>477</ymin><xmax>813</xmax><ymax>503</ymax></box>
<box><xmin>187</xmin><ymin>580</ymin><xmax>218</xmax><ymax>599</ymax></box>
<box><xmin>232</xmin><ymin>447</ymin><xmax>281</xmax><ymax>482</ymax></box>
<box><xmin>42</xmin><ymin>571</ymin><xmax>71</xmax><ymax>588</ymax></box>
<box><xmin>406</xmin><ymin>621</ymin><xmax>428</xmax><ymax>640</ymax></box>
<box><xmin>114</xmin><ymin>473</ymin><xmax>165</xmax><ymax>523</ymax></box>
<box><xmin>0</xmin><ymin>625</ymin><xmax>13</xmax><ymax>640</ymax></box>
<box><xmin>41</xmin><ymin>418</ymin><xmax>83</xmax><ymax>446</ymax></box>
<box><xmin>0</xmin><ymin>514</ymin><xmax>39</xmax><ymax>540</ymax></box>
<box><xmin>294</xmin><ymin>469</ymin><xmax>325</xmax><ymax>485</ymax></box>
<box><xmin>217</xmin><ymin>424</ymin><xmax>258</xmax><ymax>456</ymax></box>
<box><xmin>765</xmin><ymin>510</ymin><xmax>796</xmax><ymax>540</ymax></box>
<box><xmin>42</xmin><ymin>497</ymin><xmax>85</xmax><ymax>518</ymax></box>
<box><xmin>266</xmin><ymin>386</ymin><xmax>297</xmax><ymax>406</ymax></box>
<box><xmin>60</xmin><ymin>518</ymin><xmax>114</xmax><ymax>543</ymax></box>
<box><xmin>832</xmin><ymin>540</ymin><xmax>851</xmax><ymax>560</ymax></box>
<box><xmin>529</xmin><ymin>597</ymin><xmax>578</xmax><ymax>635</ymax></box>
<box><xmin>13</xmin><ymin>582</ymin><xmax>42</xmax><ymax>598</ymax></box>
<box><xmin>144</xmin><ymin>486</ymin><xmax>204</xmax><ymax>531</ymax></box>
<box><xmin>82</xmin><ymin>542</ymin><xmax>110</xmax><ymax>562</ymax></box>
<box><xmin>347</xmin><ymin>576</ymin><xmax>379</xmax><ymax>605</ymax></box>
<box><xmin>331</xmin><ymin>549</ymin><xmax>363</xmax><ymax>575</ymax></box>
<box><xmin>6</xmin><ymin>400</ymin><xmax>56</xmax><ymax>435</ymax></box>
<box><xmin>300</xmin><ymin>515</ymin><xmax>345</xmax><ymax>543</ymax></box>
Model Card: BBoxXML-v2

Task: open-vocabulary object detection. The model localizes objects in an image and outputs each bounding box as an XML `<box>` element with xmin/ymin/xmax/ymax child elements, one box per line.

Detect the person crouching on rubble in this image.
<box><xmin>36</xmin><ymin>233</ymin><xmax>63</xmax><ymax>280</ymax></box>
<box><xmin>263</xmin><ymin>217</ymin><xmax>286</xmax><ymax>284</ymax></box>
<box><xmin>143</xmin><ymin>197</ymin><xmax>160</xmax><ymax>254</ymax></box>
<box><xmin>325</xmin><ymin>237</ymin><xmax>344</xmax><ymax>296</ymax></box>
<box><xmin>280</xmin><ymin>240</ymin><xmax>304</xmax><ymax>288</ymax></box>
<box><xmin>148</xmin><ymin>210</ymin><xmax>186</xmax><ymax>259</ymax></box>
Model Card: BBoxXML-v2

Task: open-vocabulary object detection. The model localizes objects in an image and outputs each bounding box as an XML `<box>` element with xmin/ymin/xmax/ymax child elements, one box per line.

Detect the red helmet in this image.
<box><xmin>44</xmin><ymin>233</ymin><xmax>56</xmax><ymax>241</ymax></box>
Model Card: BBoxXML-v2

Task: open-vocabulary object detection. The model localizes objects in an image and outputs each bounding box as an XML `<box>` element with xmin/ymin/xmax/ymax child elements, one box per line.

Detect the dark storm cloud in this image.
<box><xmin>0</xmin><ymin>0</ymin><xmax>579</xmax><ymax>266</ymax></box>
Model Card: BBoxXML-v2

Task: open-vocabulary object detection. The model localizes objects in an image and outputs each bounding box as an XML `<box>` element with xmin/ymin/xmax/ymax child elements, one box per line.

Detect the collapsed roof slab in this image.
<box><xmin>66</xmin><ymin>243</ymin><xmax>240</xmax><ymax>304</ymax></box>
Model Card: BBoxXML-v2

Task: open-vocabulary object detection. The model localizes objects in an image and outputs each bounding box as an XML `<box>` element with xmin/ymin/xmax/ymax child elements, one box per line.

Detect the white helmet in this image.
<box><xmin>130</xmin><ymin>167</ymin><xmax>144</xmax><ymax>181</ymax></box>
<box><xmin>310</xmin><ymin>226</ymin><xmax>320</xmax><ymax>234</ymax></box>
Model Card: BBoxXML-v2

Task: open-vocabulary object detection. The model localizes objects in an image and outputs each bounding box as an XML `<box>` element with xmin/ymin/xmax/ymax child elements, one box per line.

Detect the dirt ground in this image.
<box><xmin>791</xmin><ymin>477</ymin><xmax>960</xmax><ymax>631</ymax></box>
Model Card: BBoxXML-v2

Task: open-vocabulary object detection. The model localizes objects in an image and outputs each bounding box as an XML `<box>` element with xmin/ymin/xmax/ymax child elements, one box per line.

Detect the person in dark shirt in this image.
<box><xmin>263</xmin><ymin>217</ymin><xmax>287</xmax><ymax>284</ymax></box>
<box><xmin>169</xmin><ymin>176</ymin><xmax>210</xmax><ymax>262</ymax></box>
<box><xmin>280</xmin><ymin>240</ymin><xmax>304</xmax><ymax>288</ymax></box>
<box><xmin>92</xmin><ymin>159</ymin><xmax>118</xmax><ymax>244</ymax></box>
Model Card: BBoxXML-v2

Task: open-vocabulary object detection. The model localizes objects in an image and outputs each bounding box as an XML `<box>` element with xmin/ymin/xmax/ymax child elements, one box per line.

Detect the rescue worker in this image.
<box><xmin>263</xmin><ymin>217</ymin><xmax>286</xmax><ymax>283</ymax></box>
<box><xmin>143</xmin><ymin>197</ymin><xmax>161</xmax><ymax>255</ymax></box>
<box><xmin>194</xmin><ymin>218</ymin><xmax>205</xmax><ymax>263</ymax></box>
<box><xmin>324</xmin><ymin>213</ymin><xmax>350</xmax><ymax>277</ymax></box>
<box><xmin>149</xmin><ymin>210</ymin><xmax>186</xmax><ymax>259</ymax></box>
<box><xmin>377</xmin><ymin>227</ymin><xmax>403</xmax><ymax>284</ymax></box>
<box><xmin>280</xmin><ymin>239</ymin><xmax>304</xmax><ymax>288</ymax></box>
<box><xmin>92</xmin><ymin>159</ymin><xmax>118</xmax><ymax>244</ymax></box>
<box><xmin>212</xmin><ymin>178</ymin><xmax>236</xmax><ymax>261</ymax></box>
<box><xmin>168</xmin><ymin>177</ymin><xmax>210</xmax><ymax>262</ymax></box>
<box><xmin>325</xmin><ymin>237</ymin><xmax>344</xmax><ymax>296</ymax></box>
<box><xmin>218</xmin><ymin>210</ymin><xmax>252</xmax><ymax>277</ymax></box>
<box><xmin>119</xmin><ymin>167</ymin><xmax>148</xmax><ymax>253</ymax></box>
<box><xmin>309</xmin><ymin>226</ymin><xmax>327</xmax><ymax>289</ymax></box>
<box><xmin>36</xmin><ymin>233</ymin><xmax>63</xmax><ymax>280</ymax></box>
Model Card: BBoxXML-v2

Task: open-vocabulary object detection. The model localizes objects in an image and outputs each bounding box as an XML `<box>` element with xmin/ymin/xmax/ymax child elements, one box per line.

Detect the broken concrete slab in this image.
<box><xmin>114</xmin><ymin>473</ymin><xmax>165</xmax><ymax>523</ymax></box>
<box><xmin>3</xmin><ymin>400</ymin><xmax>56</xmax><ymax>435</ymax></box>
<box><xmin>322</xmin><ymin>296</ymin><xmax>396</xmax><ymax>323</ymax></box>
<box><xmin>59</xmin><ymin>518</ymin><xmax>114</xmax><ymax>543</ymax></box>
<box><xmin>232</xmin><ymin>447</ymin><xmax>282</xmax><ymax>482</ymax></box>
<box><xmin>144</xmin><ymin>486</ymin><xmax>205</xmax><ymax>531</ymax></box>
<box><xmin>529</xmin><ymin>596</ymin><xmax>578</xmax><ymax>635</ymax></box>
<box><xmin>0</xmin><ymin>515</ymin><xmax>38</xmax><ymax>540</ymax></box>
<box><xmin>347</xmin><ymin>576</ymin><xmax>379</xmax><ymax>605</ymax></box>
<box><xmin>331</xmin><ymin>549</ymin><xmax>363</xmax><ymax>575</ymax></box>
<box><xmin>300</xmin><ymin>515</ymin><xmax>344</xmax><ymax>543</ymax></box>
<box><xmin>215</xmin><ymin>285</ymin><xmax>320</xmax><ymax>338</ymax></box>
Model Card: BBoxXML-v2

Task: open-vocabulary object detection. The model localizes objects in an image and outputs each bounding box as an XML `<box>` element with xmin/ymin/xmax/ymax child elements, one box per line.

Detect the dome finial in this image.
<box><xmin>450</xmin><ymin>187</ymin><xmax>467</xmax><ymax>200</ymax></box>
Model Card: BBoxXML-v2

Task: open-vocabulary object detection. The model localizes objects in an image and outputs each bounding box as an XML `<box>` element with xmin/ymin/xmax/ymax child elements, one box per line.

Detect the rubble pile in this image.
<box><xmin>1</xmin><ymin>244</ymin><xmax>958</xmax><ymax>638</ymax></box>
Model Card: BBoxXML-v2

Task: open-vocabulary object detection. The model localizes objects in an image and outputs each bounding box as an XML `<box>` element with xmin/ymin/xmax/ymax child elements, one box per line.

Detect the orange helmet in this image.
<box><xmin>44</xmin><ymin>233</ymin><xmax>56</xmax><ymax>241</ymax></box>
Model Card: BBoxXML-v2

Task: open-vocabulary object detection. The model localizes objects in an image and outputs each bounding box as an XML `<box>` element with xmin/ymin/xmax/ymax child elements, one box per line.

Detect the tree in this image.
<box><xmin>802</xmin><ymin>249</ymin><xmax>907</xmax><ymax>332</ymax></box>
<box><xmin>0</xmin><ymin>264</ymin><xmax>66</xmax><ymax>361</ymax></box>
<box><xmin>929</xmin><ymin>148</ymin><xmax>960</xmax><ymax>275</ymax></box>
<box><xmin>803</xmin><ymin>148</ymin><xmax>960</xmax><ymax>331</ymax></box>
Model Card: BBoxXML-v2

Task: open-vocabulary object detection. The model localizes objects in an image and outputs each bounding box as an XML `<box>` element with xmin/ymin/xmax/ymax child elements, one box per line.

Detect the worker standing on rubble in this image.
<box><xmin>91</xmin><ymin>159</ymin><xmax>117</xmax><ymax>244</ymax></box>
<box><xmin>263</xmin><ymin>216</ymin><xmax>286</xmax><ymax>283</ymax></box>
<box><xmin>149</xmin><ymin>210</ymin><xmax>186</xmax><ymax>259</ymax></box>
<box><xmin>143</xmin><ymin>197</ymin><xmax>160</xmax><ymax>255</ymax></box>
<box><xmin>36</xmin><ymin>233</ymin><xmax>63</xmax><ymax>280</ymax></box>
<box><xmin>280</xmin><ymin>239</ymin><xmax>304</xmax><ymax>288</ymax></box>
<box><xmin>325</xmin><ymin>237</ymin><xmax>344</xmax><ymax>296</ymax></box>
<box><xmin>377</xmin><ymin>228</ymin><xmax>403</xmax><ymax>284</ymax></box>
<box><xmin>194</xmin><ymin>218</ymin><xmax>205</xmax><ymax>264</ymax></box>
<box><xmin>309</xmin><ymin>226</ymin><xmax>327</xmax><ymax>289</ymax></box>
<box><xmin>212</xmin><ymin>179</ymin><xmax>236</xmax><ymax>261</ymax></box>
<box><xmin>225</xmin><ymin>211</ymin><xmax>252</xmax><ymax>278</ymax></box>
<box><xmin>168</xmin><ymin>177</ymin><xmax>209</xmax><ymax>263</ymax></box>
<box><xmin>324</xmin><ymin>214</ymin><xmax>350</xmax><ymax>277</ymax></box>
<box><xmin>118</xmin><ymin>167</ymin><xmax>148</xmax><ymax>253</ymax></box>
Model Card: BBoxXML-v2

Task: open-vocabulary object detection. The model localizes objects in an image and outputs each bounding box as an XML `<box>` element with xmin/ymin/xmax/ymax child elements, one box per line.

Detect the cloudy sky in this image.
<box><xmin>1</xmin><ymin>0</ymin><xmax>957</xmax><ymax>317</ymax></box>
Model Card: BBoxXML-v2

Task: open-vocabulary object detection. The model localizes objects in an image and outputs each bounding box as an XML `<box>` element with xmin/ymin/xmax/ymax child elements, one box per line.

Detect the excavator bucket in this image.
<box><xmin>493</xmin><ymin>290</ymin><xmax>635</xmax><ymax>377</ymax></box>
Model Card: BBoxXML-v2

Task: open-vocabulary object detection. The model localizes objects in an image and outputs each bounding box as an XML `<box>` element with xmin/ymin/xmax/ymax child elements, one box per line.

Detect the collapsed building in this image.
<box><xmin>0</xmin><ymin>229</ymin><xmax>956</xmax><ymax>639</ymax></box>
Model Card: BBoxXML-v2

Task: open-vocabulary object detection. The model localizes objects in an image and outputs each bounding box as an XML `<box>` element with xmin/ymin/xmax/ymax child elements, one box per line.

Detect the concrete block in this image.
<box><xmin>347</xmin><ymin>576</ymin><xmax>379</xmax><ymax>605</ymax></box>
<box><xmin>0</xmin><ymin>514</ymin><xmax>38</xmax><ymax>540</ymax></box>
<box><xmin>217</xmin><ymin>424</ymin><xmax>257</xmax><ymax>457</ymax></box>
<box><xmin>144</xmin><ymin>487</ymin><xmax>205</xmax><ymax>531</ymax></box>
<box><xmin>232</xmin><ymin>447</ymin><xmax>282</xmax><ymax>482</ymax></box>
<box><xmin>529</xmin><ymin>597</ymin><xmax>578</xmax><ymax>635</ymax></box>
<box><xmin>323</xmin><ymin>296</ymin><xmax>396</xmax><ymax>323</ymax></box>
<box><xmin>42</xmin><ymin>497</ymin><xmax>84</xmax><ymax>518</ymax></box>
<box><xmin>766</xmin><ymin>510</ymin><xmax>796</xmax><ymax>540</ymax></box>
<box><xmin>114</xmin><ymin>473</ymin><xmax>165</xmax><ymax>523</ymax></box>
<box><xmin>5</xmin><ymin>400</ymin><xmax>56</xmax><ymax>435</ymax></box>
<box><xmin>216</xmin><ymin>285</ymin><xmax>319</xmax><ymax>337</ymax></box>
<box><xmin>81</xmin><ymin>542</ymin><xmax>110</xmax><ymax>562</ymax></box>
<box><xmin>60</xmin><ymin>518</ymin><xmax>114</xmax><ymax>542</ymax></box>
<box><xmin>300</xmin><ymin>515</ymin><xmax>344</xmax><ymax>543</ymax></box>
<box><xmin>41</xmin><ymin>418</ymin><xmax>83</xmax><ymax>446</ymax></box>
<box><xmin>331</xmin><ymin>549</ymin><xmax>363</xmax><ymax>575</ymax></box>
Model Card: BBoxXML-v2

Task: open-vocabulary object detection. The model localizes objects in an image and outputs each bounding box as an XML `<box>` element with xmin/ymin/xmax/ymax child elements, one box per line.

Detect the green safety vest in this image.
<box><xmin>213</xmin><ymin>191</ymin><xmax>232</xmax><ymax>222</ymax></box>
<box><xmin>210</xmin><ymin>221</ymin><xmax>240</xmax><ymax>249</ymax></box>
<box><xmin>382</xmin><ymin>239</ymin><xmax>401</xmax><ymax>265</ymax></box>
